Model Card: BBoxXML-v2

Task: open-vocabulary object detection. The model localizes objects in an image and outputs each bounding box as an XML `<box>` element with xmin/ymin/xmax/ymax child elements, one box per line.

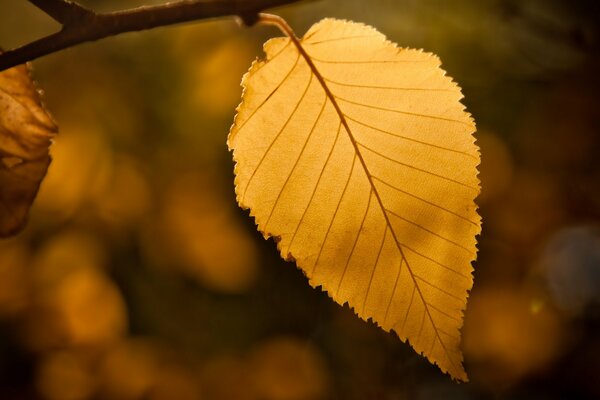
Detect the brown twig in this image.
<box><xmin>0</xmin><ymin>0</ymin><xmax>305</xmax><ymax>71</ymax></box>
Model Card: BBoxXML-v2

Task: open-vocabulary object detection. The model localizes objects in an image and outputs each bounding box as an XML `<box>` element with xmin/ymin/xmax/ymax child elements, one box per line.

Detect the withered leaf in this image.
<box><xmin>0</xmin><ymin>61</ymin><xmax>57</xmax><ymax>237</ymax></box>
<box><xmin>229</xmin><ymin>18</ymin><xmax>480</xmax><ymax>380</ymax></box>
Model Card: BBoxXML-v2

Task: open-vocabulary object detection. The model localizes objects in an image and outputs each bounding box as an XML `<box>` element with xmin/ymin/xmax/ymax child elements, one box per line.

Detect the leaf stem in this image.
<box><xmin>257</xmin><ymin>13</ymin><xmax>299</xmax><ymax>39</ymax></box>
<box><xmin>0</xmin><ymin>0</ymin><xmax>306</xmax><ymax>72</ymax></box>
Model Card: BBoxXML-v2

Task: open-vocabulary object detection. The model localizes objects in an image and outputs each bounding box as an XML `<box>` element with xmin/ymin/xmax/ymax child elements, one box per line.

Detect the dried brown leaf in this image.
<box><xmin>0</xmin><ymin>61</ymin><xmax>57</xmax><ymax>237</ymax></box>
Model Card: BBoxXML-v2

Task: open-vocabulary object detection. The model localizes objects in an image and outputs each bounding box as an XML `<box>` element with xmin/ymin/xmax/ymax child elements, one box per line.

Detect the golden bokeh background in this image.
<box><xmin>1</xmin><ymin>0</ymin><xmax>599</xmax><ymax>398</ymax></box>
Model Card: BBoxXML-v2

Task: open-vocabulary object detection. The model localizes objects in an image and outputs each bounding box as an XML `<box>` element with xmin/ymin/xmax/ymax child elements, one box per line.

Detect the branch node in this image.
<box><xmin>238</xmin><ymin>12</ymin><xmax>261</xmax><ymax>27</ymax></box>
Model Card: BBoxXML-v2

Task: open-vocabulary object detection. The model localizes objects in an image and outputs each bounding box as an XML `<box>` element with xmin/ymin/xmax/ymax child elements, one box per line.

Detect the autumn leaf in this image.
<box><xmin>0</xmin><ymin>60</ymin><xmax>57</xmax><ymax>237</ymax></box>
<box><xmin>229</xmin><ymin>17</ymin><xmax>480</xmax><ymax>380</ymax></box>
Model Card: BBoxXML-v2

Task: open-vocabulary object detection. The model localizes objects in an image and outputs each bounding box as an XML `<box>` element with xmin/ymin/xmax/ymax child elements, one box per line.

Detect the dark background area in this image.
<box><xmin>1</xmin><ymin>0</ymin><xmax>599</xmax><ymax>398</ymax></box>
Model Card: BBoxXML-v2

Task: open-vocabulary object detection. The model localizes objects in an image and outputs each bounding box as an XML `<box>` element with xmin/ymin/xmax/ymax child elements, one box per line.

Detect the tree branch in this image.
<box><xmin>0</xmin><ymin>0</ymin><xmax>305</xmax><ymax>72</ymax></box>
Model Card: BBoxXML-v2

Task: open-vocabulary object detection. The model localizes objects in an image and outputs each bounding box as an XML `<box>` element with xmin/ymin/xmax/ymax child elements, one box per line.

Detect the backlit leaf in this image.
<box><xmin>229</xmin><ymin>18</ymin><xmax>480</xmax><ymax>380</ymax></box>
<box><xmin>0</xmin><ymin>61</ymin><xmax>57</xmax><ymax>237</ymax></box>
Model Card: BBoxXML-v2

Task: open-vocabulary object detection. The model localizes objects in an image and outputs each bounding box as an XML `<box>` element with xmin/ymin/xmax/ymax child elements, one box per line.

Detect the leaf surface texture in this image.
<box><xmin>0</xmin><ymin>61</ymin><xmax>56</xmax><ymax>237</ymax></box>
<box><xmin>229</xmin><ymin>18</ymin><xmax>480</xmax><ymax>380</ymax></box>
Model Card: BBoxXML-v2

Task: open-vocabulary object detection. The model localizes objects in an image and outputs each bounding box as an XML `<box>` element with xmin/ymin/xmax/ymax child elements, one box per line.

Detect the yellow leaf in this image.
<box><xmin>0</xmin><ymin>60</ymin><xmax>57</xmax><ymax>237</ymax></box>
<box><xmin>229</xmin><ymin>17</ymin><xmax>480</xmax><ymax>381</ymax></box>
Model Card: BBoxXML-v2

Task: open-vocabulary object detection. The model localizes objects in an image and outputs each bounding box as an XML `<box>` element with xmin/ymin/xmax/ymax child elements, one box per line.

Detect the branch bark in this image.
<box><xmin>0</xmin><ymin>0</ymin><xmax>305</xmax><ymax>71</ymax></box>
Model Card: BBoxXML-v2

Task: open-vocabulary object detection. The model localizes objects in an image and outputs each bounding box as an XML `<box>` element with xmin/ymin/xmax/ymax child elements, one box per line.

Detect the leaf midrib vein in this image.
<box><xmin>283</xmin><ymin>29</ymin><xmax>460</xmax><ymax>373</ymax></box>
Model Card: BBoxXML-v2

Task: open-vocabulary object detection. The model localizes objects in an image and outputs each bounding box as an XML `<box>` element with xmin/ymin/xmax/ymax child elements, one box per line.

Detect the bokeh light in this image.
<box><xmin>1</xmin><ymin>0</ymin><xmax>599</xmax><ymax>398</ymax></box>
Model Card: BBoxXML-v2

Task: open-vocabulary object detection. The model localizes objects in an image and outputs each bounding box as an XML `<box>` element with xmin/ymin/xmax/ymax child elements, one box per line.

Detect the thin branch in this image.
<box><xmin>0</xmin><ymin>0</ymin><xmax>305</xmax><ymax>71</ymax></box>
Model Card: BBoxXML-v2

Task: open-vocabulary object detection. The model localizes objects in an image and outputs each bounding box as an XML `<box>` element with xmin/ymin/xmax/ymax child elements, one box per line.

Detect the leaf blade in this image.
<box><xmin>229</xmin><ymin>18</ymin><xmax>480</xmax><ymax>381</ymax></box>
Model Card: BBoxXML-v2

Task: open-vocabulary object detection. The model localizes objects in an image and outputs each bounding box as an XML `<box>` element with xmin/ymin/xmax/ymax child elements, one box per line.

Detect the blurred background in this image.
<box><xmin>1</xmin><ymin>0</ymin><xmax>599</xmax><ymax>398</ymax></box>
